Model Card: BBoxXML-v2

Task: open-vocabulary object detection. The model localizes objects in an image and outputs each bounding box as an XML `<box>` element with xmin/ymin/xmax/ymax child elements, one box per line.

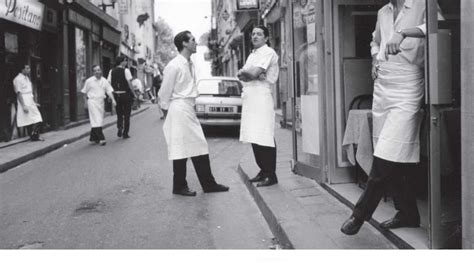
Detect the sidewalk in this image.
<box><xmin>237</xmin><ymin>126</ymin><xmax>397</xmax><ymax>249</ymax></box>
<box><xmin>0</xmin><ymin>106</ymin><xmax>150</xmax><ymax>173</ymax></box>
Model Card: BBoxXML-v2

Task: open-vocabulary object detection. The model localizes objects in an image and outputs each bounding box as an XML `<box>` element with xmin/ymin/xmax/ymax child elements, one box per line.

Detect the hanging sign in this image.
<box><xmin>237</xmin><ymin>0</ymin><xmax>259</xmax><ymax>11</ymax></box>
<box><xmin>118</xmin><ymin>0</ymin><xmax>128</xmax><ymax>14</ymax></box>
<box><xmin>0</xmin><ymin>0</ymin><xmax>45</xmax><ymax>31</ymax></box>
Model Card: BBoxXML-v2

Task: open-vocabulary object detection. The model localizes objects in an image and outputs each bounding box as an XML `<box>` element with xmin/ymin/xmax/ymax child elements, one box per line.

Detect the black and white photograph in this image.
<box><xmin>0</xmin><ymin>0</ymin><xmax>472</xmax><ymax>260</ymax></box>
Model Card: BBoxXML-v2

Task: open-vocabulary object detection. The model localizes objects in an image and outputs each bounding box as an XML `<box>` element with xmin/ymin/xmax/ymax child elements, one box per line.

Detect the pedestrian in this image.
<box><xmin>237</xmin><ymin>25</ymin><xmax>279</xmax><ymax>187</ymax></box>
<box><xmin>108</xmin><ymin>55</ymin><xmax>134</xmax><ymax>139</ymax></box>
<box><xmin>158</xmin><ymin>30</ymin><xmax>229</xmax><ymax>196</ymax></box>
<box><xmin>153</xmin><ymin>72</ymin><xmax>165</xmax><ymax>119</ymax></box>
<box><xmin>13</xmin><ymin>64</ymin><xmax>44</xmax><ymax>141</ymax></box>
<box><xmin>81</xmin><ymin>65</ymin><xmax>117</xmax><ymax>146</ymax></box>
<box><xmin>340</xmin><ymin>0</ymin><xmax>442</xmax><ymax>235</ymax></box>
<box><xmin>131</xmin><ymin>72</ymin><xmax>144</xmax><ymax>109</ymax></box>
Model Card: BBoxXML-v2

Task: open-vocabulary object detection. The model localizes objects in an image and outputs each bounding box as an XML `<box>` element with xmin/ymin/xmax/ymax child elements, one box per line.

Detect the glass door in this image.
<box><xmin>426</xmin><ymin>0</ymin><xmax>462</xmax><ymax>249</ymax></box>
<box><xmin>290</xmin><ymin>0</ymin><xmax>325</xmax><ymax>180</ymax></box>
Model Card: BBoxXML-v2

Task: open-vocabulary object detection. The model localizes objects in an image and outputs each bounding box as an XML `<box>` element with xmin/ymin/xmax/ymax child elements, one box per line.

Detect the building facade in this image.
<box><xmin>211</xmin><ymin>0</ymin><xmax>474</xmax><ymax>249</ymax></box>
<box><xmin>0</xmin><ymin>0</ymin><xmax>122</xmax><ymax>142</ymax></box>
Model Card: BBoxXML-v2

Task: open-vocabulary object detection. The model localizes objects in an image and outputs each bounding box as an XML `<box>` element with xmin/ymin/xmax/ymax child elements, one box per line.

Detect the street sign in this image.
<box><xmin>0</xmin><ymin>0</ymin><xmax>45</xmax><ymax>31</ymax></box>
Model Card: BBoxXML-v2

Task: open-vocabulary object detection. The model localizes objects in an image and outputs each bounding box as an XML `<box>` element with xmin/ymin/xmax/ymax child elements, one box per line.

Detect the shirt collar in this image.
<box><xmin>178</xmin><ymin>54</ymin><xmax>192</xmax><ymax>64</ymax></box>
<box><xmin>252</xmin><ymin>44</ymin><xmax>268</xmax><ymax>53</ymax></box>
<box><xmin>388</xmin><ymin>0</ymin><xmax>412</xmax><ymax>10</ymax></box>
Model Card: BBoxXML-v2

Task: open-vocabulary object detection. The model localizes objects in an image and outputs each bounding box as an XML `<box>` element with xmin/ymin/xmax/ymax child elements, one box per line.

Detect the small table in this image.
<box><xmin>342</xmin><ymin>109</ymin><xmax>374</xmax><ymax>176</ymax></box>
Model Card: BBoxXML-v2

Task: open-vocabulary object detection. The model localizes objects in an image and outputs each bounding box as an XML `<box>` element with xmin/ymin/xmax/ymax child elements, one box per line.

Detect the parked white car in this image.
<box><xmin>195</xmin><ymin>77</ymin><xmax>243</xmax><ymax>127</ymax></box>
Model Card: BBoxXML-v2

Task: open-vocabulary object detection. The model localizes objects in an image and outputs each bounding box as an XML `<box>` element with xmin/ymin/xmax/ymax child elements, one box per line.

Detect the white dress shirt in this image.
<box><xmin>158</xmin><ymin>54</ymin><xmax>197</xmax><ymax>110</ymax></box>
<box><xmin>371</xmin><ymin>0</ymin><xmax>443</xmax><ymax>68</ymax></box>
<box><xmin>81</xmin><ymin>76</ymin><xmax>114</xmax><ymax>99</ymax></box>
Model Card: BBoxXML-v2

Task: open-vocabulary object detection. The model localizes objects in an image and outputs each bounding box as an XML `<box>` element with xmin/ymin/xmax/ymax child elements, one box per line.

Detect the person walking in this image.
<box><xmin>81</xmin><ymin>65</ymin><xmax>117</xmax><ymax>146</ymax></box>
<box><xmin>340</xmin><ymin>0</ymin><xmax>442</xmax><ymax>235</ymax></box>
<box><xmin>158</xmin><ymin>30</ymin><xmax>229</xmax><ymax>196</ymax></box>
<box><xmin>13</xmin><ymin>64</ymin><xmax>44</xmax><ymax>141</ymax></box>
<box><xmin>237</xmin><ymin>25</ymin><xmax>280</xmax><ymax>187</ymax></box>
<box><xmin>108</xmin><ymin>55</ymin><xmax>134</xmax><ymax>139</ymax></box>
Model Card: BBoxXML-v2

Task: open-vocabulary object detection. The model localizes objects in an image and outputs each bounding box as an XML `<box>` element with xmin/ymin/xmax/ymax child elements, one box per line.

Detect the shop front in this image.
<box><xmin>0</xmin><ymin>0</ymin><xmax>62</xmax><ymax>142</ymax></box>
<box><xmin>65</xmin><ymin>0</ymin><xmax>120</xmax><ymax>122</ymax></box>
<box><xmin>288</xmin><ymin>0</ymin><xmax>462</xmax><ymax>248</ymax></box>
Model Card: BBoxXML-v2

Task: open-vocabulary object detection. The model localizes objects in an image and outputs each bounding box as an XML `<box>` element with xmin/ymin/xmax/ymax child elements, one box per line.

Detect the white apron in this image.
<box><xmin>163</xmin><ymin>98</ymin><xmax>209</xmax><ymax>160</ymax></box>
<box><xmin>372</xmin><ymin>61</ymin><xmax>424</xmax><ymax>163</ymax></box>
<box><xmin>87</xmin><ymin>98</ymin><xmax>105</xmax><ymax>127</ymax></box>
<box><xmin>16</xmin><ymin>92</ymin><xmax>43</xmax><ymax>127</ymax></box>
<box><xmin>239</xmin><ymin>82</ymin><xmax>275</xmax><ymax>147</ymax></box>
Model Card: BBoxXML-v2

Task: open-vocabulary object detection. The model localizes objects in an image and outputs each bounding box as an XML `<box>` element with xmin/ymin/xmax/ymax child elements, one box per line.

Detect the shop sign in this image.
<box><xmin>237</xmin><ymin>0</ymin><xmax>259</xmax><ymax>11</ymax></box>
<box><xmin>1</xmin><ymin>0</ymin><xmax>45</xmax><ymax>31</ymax></box>
<box><xmin>118</xmin><ymin>0</ymin><xmax>128</xmax><ymax>14</ymax></box>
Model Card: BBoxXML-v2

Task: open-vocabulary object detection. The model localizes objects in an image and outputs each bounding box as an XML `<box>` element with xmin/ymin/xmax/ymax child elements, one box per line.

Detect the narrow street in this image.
<box><xmin>0</xmin><ymin>107</ymin><xmax>273</xmax><ymax>249</ymax></box>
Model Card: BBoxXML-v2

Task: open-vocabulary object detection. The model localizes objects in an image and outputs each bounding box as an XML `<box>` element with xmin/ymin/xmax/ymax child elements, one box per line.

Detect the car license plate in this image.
<box><xmin>209</xmin><ymin>106</ymin><xmax>233</xmax><ymax>113</ymax></box>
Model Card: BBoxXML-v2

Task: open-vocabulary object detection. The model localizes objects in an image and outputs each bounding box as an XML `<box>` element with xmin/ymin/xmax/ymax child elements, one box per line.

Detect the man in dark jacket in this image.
<box><xmin>107</xmin><ymin>55</ymin><xmax>134</xmax><ymax>139</ymax></box>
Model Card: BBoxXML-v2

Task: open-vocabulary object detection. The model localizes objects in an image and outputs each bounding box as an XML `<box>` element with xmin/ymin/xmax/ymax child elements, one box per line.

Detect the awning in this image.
<box><xmin>70</xmin><ymin>0</ymin><xmax>119</xmax><ymax>31</ymax></box>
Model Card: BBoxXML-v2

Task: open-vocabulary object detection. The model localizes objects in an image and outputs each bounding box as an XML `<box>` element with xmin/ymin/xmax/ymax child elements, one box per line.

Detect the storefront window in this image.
<box><xmin>75</xmin><ymin>27</ymin><xmax>87</xmax><ymax>117</ymax></box>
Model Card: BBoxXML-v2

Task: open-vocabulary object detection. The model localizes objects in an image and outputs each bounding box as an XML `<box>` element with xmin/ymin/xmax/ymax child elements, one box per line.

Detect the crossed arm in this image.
<box><xmin>237</xmin><ymin>67</ymin><xmax>266</xmax><ymax>82</ymax></box>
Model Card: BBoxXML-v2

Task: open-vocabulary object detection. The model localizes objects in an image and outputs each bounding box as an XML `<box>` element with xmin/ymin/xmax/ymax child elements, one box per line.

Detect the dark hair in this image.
<box><xmin>174</xmin><ymin>30</ymin><xmax>191</xmax><ymax>52</ymax></box>
<box><xmin>115</xmin><ymin>55</ymin><xmax>127</xmax><ymax>66</ymax></box>
<box><xmin>253</xmin><ymin>25</ymin><xmax>271</xmax><ymax>47</ymax></box>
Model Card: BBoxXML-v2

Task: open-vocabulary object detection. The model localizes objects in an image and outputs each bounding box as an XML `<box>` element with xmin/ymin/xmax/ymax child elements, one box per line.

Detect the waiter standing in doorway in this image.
<box><xmin>341</xmin><ymin>0</ymin><xmax>443</xmax><ymax>235</ymax></box>
<box><xmin>13</xmin><ymin>64</ymin><xmax>44</xmax><ymax>141</ymax></box>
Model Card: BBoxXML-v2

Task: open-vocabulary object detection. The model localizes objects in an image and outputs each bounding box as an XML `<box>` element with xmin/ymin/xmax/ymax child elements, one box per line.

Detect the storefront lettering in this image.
<box><xmin>1</xmin><ymin>0</ymin><xmax>44</xmax><ymax>31</ymax></box>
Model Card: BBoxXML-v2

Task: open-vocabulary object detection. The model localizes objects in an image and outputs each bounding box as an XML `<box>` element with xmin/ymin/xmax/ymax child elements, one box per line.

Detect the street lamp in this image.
<box><xmin>99</xmin><ymin>0</ymin><xmax>117</xmax><ymax>12</ymax></box>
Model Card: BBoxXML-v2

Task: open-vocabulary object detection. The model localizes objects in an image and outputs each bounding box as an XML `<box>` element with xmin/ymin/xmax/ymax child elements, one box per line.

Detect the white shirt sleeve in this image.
<box><xmin>13</xmin><ymin>76</ymin><xmax>20</xmax><ymax>94</ymax></box>
<box><xmin>81</xmin><ymin>79</ymin><xmax>89</xmax><ymax>94</ymax></box>
<box><xmin>124</xmin><ymin>68</ymin><xmax>133</xmax><ymax>81</ymax></box>
<box><xmin>255</xmin><ymin>50</ymin><xmax>275</xmax><ymax>71</ymax></box>
<box><xmin>158</xmin><ymin>64</ymin><xmax>178</xmax><ymax>110</ymax></box>
<box><xmin>107</xmin><ymin>70</ymin><xmax>112</xmax><ymax>83</ymax></box>
<box><xmin>370</xmin><ymin>17</ymin><xmax>381</xmax><ymax>57</ymax></box>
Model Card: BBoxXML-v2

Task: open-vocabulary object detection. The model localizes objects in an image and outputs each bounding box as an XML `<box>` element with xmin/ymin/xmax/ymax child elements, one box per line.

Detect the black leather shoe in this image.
<box><xmin>204</xmin><ymin>184</ymin><xmax>230</xmax><ymax>193</ymax></box>
<box><xmin>341</xmin><ymin>216</ymin><xmax>364</xmax><ymax>235</ymax></box>
<box><xmin>117</xmin><ymin>129</ymin><xmax>123</xmax><ymax>137</ymax></box>
<box><xmin>380</xmin><ymin>217</ymin><xmax>419</xmax><ymax>229</ymax></box>
<box><xmin>249</xmin><ymin>172</ymin><xmax>265</xmax><ymax>183</ymax></box>
<box><xmin>122</xmin><ymin>134</ymin><xmax>130</xmax><ymax>139</ymax></box>
<box><xmin>172</xmin><ymin>188</ymin><xmax>197</xmax><ymax>197</ymax></box>
<box><xmin>256</xmin><ymin>177</ymin><xmax>278</xmax><ymax>187</ymax></box>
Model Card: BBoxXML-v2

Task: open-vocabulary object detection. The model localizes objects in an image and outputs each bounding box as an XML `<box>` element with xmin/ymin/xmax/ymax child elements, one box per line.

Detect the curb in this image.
<box><xmin>0</xmin><ymin>107</ymin><xmax>150</xmax><ymax>174</ymax></box>
<box><xmin>237</xmin><ymin>164</ymin><xmax>294</xmax><ymax>249</ymax></box>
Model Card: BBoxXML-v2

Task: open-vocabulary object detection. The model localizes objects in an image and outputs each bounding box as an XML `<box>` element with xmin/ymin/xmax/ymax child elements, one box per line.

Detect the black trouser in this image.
<box><xmin>251</xmin><ymin>142</ymin><xmax>277</xmax><ymax>180</ymax></box>
<box><xmin>27</xmin><ymin>122</ymin><xmax>41</xmax><ymax>140</ymax></box>
<box><xmin>89</xmin><ymin>127</ymin><xmax>105</xmax><ymax>142</ymax></box>
<box><xmin>173</xmin><ymin>154</ymin><xmax>218</xmax><ymax>191</ymax></box>
<box><xmin>352</xmin><ymin>157</ymin><xmax>420</xmax><ymax>223</ymax></box>
<box><xmin>114</xmin><ymin>93</ymin><xmax>133</xmax><ymax>136</ymax></box>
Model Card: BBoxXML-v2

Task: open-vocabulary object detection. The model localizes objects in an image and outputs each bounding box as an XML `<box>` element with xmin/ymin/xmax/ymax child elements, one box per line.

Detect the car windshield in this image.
<box><xmin>197</xmin><ymin>79</ymin><xmax>242</xmax><ymax>96</ymax></box>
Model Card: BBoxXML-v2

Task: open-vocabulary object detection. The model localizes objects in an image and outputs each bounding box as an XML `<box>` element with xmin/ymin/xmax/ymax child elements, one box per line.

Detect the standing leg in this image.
<box><xmin>115</xmin><ymin>94</ymin><xmax>124</xmax><ymax>137</ymax></box>
<box><xmin>122</xmin><ymin>94</ymin><xmax>133</xmax><ymax>138</ymax></box>
<box><xmin>382</xmin><ymin>162</ymin><xmax>420</xmax><ymax>228</ymax></box>
<box><xmin>29</xmin><ymin>122</ymin><xmax>42</xmax><ymax>141</ymax></box>
<box><xmin>172</xmin><ymin>158</ymin><xmax>195</xmax><ymax>196</ymax></box>
<box><xmin>249</xmin><ymin>144</ymin><xmax>266</xmax><ymax>182</ymax></box>
<box><xmin>90</xmin><ymin>128</ymin><xmax>99</xmax><ymax>143</ymax></box>
<box><xmin>97</xmin><ymin>127</ymin><xmax>106</xmax><ymax>145</ymax></box>
<box><xmin>341</xmin><ymin>157</ymin><xmax>397</xmax><ymax>235</ymax></box>
<box><xmin>191</xmin><ymin>154</ymin><xmax>229</xmax><ymax>193</ymax></box>
<box><xmin>253</xmin><ymin>142</ymin><xmax>278</xmax><ymax>187</ymax></box>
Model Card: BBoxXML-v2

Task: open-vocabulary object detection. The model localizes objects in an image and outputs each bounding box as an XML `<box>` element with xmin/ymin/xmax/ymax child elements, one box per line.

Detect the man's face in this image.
<box><xmin>93</xmin><ymin>66</ymin><xmax>102</xmax><ymax>79</ymax></box>
<box><xmin>252</xmin><ymin>28</ymin><xmax>267</xmax><ymax>49</ymax></box>
<box><xmin>22</xmin><ymin>65</ymin><xmax>31</xmax><ymax>76</ymax></box>
<box><xmin>184</xmin><ymin>33</ymin><xmax>197</xmax><ymax>54</ymax></box>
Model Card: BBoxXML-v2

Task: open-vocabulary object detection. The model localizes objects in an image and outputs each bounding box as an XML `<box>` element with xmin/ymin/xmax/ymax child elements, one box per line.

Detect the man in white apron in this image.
<box><xmin>13</xmin><ymin>64</ymin><xmax>43</xmax><ymax>141</ymax></box>
<box><xmin>159</xmin><ymin>30</ymin><xmax>229</xmax><ymax>196</ymax></box>
<box><xmin>81</xmin><ymin>65</ymin><xmax>117</xmax><ymax>146</ymax></box>
<box><xmin>341</xmin><ymin>0</ymin><xmax>443</xmax><ymax>235</ymax></box>
<box><xmin>238</xmin><ymin>25</ymin><xmax>280</xmax><ymax>187</ymax></box>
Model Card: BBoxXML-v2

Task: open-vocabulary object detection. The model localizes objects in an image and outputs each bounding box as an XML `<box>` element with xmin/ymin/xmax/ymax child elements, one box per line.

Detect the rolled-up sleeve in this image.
<box><xmin>370</xmin><ymin>18</ymin><xmax>381</xmax><ymax>56</ymax></box>
<box><xmin>81</xmin><ymin>79</ymin><xmax>89</xmax><ymax>94</ymax></box>
<box><xmin>158</xmin><ymin>64</ymin><xmax>177</xmax><ymax>110</ymax></box>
